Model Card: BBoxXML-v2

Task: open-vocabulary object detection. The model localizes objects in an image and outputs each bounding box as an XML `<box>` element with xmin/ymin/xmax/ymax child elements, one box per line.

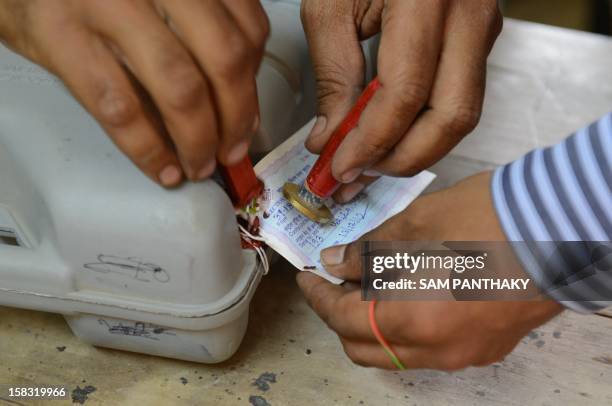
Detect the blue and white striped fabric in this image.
<box><xmin>492</xmin><ymin>112</ymin><xmax>612</xmax><ymax>313</ymax></box>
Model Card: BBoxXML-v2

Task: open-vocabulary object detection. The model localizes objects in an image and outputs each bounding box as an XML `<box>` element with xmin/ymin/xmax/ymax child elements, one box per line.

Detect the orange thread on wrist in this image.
<box><xmin>369</xmin><ymin>300</ymin><xmax>406</xmax><ymax>370</ymax></box>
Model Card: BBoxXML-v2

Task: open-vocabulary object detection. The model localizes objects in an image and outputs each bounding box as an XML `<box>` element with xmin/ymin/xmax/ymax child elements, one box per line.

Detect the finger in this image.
<box><xmin>297</xmin><ymin>273</ymin><xmax>426</xmax><ymax>343</ymax></box>
<box><xmin>319</xmin><ymin>243</ymin><xmax>361</xmax><ymax>281</ymax></box>
<box><xmin>300</xmin><ymin>0</ymin><xmax>366</xmax><ymax>153</ymax></box>
<box><xmin>339</xmin><ymin>338</ymin><xmax>397</xmax><ymax>369</ymax></box>
<box><xmin>162</xmin><ymin>0</ymin><xmax>260</xmax><ymax>165</ymax></box>
<box><xmin>296</xmin><ymin>272</ymin><xmax>373</xmax><ymax>340</ymax></box>
<box><xmin>319</xmin><ymin>208</ymin><xmax>410</xmax><ymax>281</ymax></box>
<box><xmin>372</xmin><ymin>2</ymin><xmax>503</xmax><ymax>176</ymax></box>
<box><xmin>332</xmin><ymin>174</ymin><xmax>379</xmax><ymax>204</ymax></box>
<box><xmin>340</xmin><ymin>338</ymin><xmax>474</xmax><ymax>371</ymax></box>
<box><xmin>45</xmin><ymin>28</ymin><xmax>183</xmax><ymax>187</ymax></box>
<box><xmin>223</xmin><ymin>0</ymin><xmax>270</xmax><ymax>62</ymax></box>
<box><xmin>88</xmin><ymin>1</ymin><xmax>218</xmax><ymax>180</ymax></box>
<box><xmin>340</xmin><ymin>338</ymin><xmax>422</xmax><ymax>370</ymax></box>
<box><xmin>298</xmin><ymin>272</ymin><xmax>453</xmax><ymax>347</ymax></box>
<box><xmin>331</xmin><ymin>0</ymin><xmax>445</xmax><ymax>183</ymax></box>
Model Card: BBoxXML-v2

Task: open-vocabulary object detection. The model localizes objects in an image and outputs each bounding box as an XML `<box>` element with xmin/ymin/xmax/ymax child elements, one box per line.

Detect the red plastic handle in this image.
<box><xmin>305</xmin><ymin>78</ymin><xmax>381</xmax><ymax>198</ymax></box>
<box><xmin>219</xmin><ymin>155</ymin><xmax>264</xmax><ymax>208</ymax></box>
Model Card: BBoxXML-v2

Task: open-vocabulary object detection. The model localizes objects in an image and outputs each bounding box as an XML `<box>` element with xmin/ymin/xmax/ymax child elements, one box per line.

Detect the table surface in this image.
<box><xmin>1</xmin><ymin>19</ymin><xmax>611</xmax><ymax>406</ymax></box>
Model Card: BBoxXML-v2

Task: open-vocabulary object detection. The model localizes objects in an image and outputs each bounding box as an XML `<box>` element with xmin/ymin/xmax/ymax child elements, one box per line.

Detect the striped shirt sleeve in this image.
<box><xmin>491</xmin><ymin>112</ymin><xmax>612</xmax><ymax>313</ymax></box>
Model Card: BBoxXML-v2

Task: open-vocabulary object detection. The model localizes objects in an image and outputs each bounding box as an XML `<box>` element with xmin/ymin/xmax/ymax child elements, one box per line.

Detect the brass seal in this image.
<box><xmin>282</xmin><ymin>183</ymin><xmax>333</xmax><ymax>224</ymax></box>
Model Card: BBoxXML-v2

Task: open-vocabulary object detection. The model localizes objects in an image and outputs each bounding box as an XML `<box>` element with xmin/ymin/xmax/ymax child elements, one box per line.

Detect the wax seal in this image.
<box><xmin>282</xmin><ymin>183</ymin><xmax>332</xmax><ymax>224</ymax></box>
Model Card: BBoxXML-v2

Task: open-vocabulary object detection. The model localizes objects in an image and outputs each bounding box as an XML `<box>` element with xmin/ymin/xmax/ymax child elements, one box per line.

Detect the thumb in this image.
<box><xmin>320</xmin><ymin>211</ymin><xmax>408</xmax><ymax>281</ymax></box>
<box><xmin>301</xmin><ymin>0</ymin><xmax>366</xmax><ymax>153</ymax></box>
<box><xmin>319</xmin><ymin>242</ymin><xmax>361</xmax><ymax>282</ymax></box>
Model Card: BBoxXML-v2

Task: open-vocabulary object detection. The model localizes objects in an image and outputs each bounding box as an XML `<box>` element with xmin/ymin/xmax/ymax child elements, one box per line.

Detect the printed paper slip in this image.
<box><xmin>255</xmin><ymin>119</ymin><xmax>436</xmax><ymax>283</ymax></box>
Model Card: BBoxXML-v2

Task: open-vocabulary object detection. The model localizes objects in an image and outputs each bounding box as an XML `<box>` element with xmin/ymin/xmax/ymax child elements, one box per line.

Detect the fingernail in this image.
<box><xmin>340</xmin><ymin>168</ymin><xmax>363</xmax><ymax>183</ymax></box>
<box><xmin>321</xmin><ymin>245</ymin><xmax>347</xmax><ymax>267</ymax></box>
<box><xmin>227</xmin><ymin>140</ymin><xmax>249</xmax><ymax>165</ymax></box>
<box><xmin>363</xmin><ymin>169</ymin><xmax>382</xmax><ymax>177</ymax></box>
<box><xmin>197</xmin><ymin>160</ymin><xmax>217</xmax><ymax>180</ymax></box>
<box><xmin>307</xmin><ymin>116</ymin><xmax>327</xmax><ymax>142</ymax></box>
<box><xmin>339</xmin><ymin>183</ymin><xmax>365</xmax><ymax>203</ymax></box>
<box><xmin>159</xmin><ymin>165</ymin><xmax>182</xmax><ymax>186</ymax></box>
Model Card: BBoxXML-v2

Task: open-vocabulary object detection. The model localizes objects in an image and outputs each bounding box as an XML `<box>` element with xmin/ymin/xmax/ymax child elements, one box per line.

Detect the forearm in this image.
<box><xmin>492</xmin><ymin>113</ymin><xmax>612</xmax><ymax>312</ymax></box>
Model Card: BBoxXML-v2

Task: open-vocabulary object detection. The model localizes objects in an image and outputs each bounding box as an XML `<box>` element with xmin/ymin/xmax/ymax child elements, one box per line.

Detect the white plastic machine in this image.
<box><xmin>0</xmin><ymin>0</ymin><xmax>377</xmax><ymax>363</ymax></box>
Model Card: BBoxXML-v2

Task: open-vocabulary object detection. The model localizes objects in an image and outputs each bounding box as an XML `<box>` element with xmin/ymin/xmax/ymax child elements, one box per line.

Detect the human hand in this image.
<box><xmin>297</xmin><ymin>173</ymin><xmax>563</xmax><ymax>370</ymax></box>
<box><xmin>301</xmin><ymin>0</ymin><xmax>502</xmax><ymax>202</ymax></box>
<box><xmin>0</xmin><ymin>0</ymin><xmax>269</xmax><ymax>186</ymax></box>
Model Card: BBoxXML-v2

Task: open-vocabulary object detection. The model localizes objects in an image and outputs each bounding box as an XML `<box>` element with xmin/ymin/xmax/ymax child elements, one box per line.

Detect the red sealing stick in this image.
<box><xmin>219</xmin><ymin>155</ymin><xmax>264</xmax><ymax>208</ymax></box>
<box><xmin>305</xmin><ymin>78</ymin><xmax>381</xmax><ymax>198</ymax></box>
